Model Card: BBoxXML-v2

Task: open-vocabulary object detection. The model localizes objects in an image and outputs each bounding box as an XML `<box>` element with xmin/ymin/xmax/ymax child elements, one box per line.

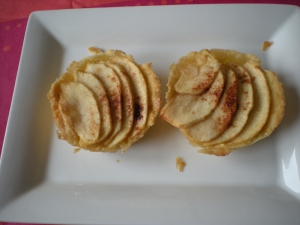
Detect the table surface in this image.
<box><xmin>0</xmin><ymin>0</ymin><xmax>299</xmax><ymax>225</ymax></box>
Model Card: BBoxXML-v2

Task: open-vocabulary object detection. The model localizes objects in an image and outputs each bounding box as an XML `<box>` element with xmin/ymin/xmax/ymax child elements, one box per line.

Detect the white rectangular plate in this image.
<box><xmin>0</xmin><ymin>4</ymin><xmax>300</xmax><ymax>224</ymax></box>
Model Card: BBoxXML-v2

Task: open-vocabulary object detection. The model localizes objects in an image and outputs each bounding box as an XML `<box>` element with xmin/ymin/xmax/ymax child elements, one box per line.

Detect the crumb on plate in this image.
<box><xmin>175</xmin><ymin>157</ymin><xmax>186</xmax><ymax>172</ymax></box>
<box><xmin>74</xmin><ymin>147</ymin><xmax>81</xmax><ymax>153</ymax></box>
<box><xmin>88</xmin><ymin>47</ymin><xmax>103</xmax><ymax>54</ymax></box>
<box><xmin>262</xmin><ymin>41</ymin><xmax>274</xmax><ymax>51</ymax></box>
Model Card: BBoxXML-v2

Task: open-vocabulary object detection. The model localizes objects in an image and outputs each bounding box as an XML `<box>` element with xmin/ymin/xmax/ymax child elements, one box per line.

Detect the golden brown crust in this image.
<box><xmin>198</xmin><ymin>146</ymin><xmax>231</xmax><ymax>156</ymax></box>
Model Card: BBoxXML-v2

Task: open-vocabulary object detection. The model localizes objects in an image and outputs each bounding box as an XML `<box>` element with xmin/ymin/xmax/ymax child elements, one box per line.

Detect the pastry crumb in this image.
<box><xmin>73</xmin><ymin>147</ymin><xmax>81</xmax><ymax>153</ymax></box>
<box><xmin>262</xmin><ymin>41</ymin><xmax>273</xmax><ymax>51</ymax></box>
<box><xmin>88</xmin><ymin>47</ymin><xmax>102</xmax><ymax>54</ymax></box>
<box><xmin>116</xmin><ymin>159</ymin><xmax>120</xmax><ymax>162</ymax></box>
<box><xmin>56</xmin><ymin>130</ymin><xmax>63</xmax><ymax>139</ymax></box>
<box><xmin>175</xmin><ymin>157</ymin><xmax>186</xmax><ymax>172</ymax></box>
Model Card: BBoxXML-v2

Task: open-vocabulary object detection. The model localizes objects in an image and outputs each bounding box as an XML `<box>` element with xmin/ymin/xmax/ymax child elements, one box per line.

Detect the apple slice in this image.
<box><xmin>181</xmin><ymin>67</ymin><xmax>237</xmax><ymax>142</ymax></box>
<box><xmin>73</xmin><ymin>71</ymin><xmax>112</xmax><ymax>142</ymax></box>
<box><xmin>201</xmin><ymin>63</ymin><xmax>254</xmax><ymax>146</ymax></box>
<box><xmin>174</xmin><ymin>49</ymin><xmax>222</xmax><ymax>95</ymax></box>
<box><xmin>160</xmin><ymin>68</ymin><xmax>225</xmax><ymax>128</ymax></box>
